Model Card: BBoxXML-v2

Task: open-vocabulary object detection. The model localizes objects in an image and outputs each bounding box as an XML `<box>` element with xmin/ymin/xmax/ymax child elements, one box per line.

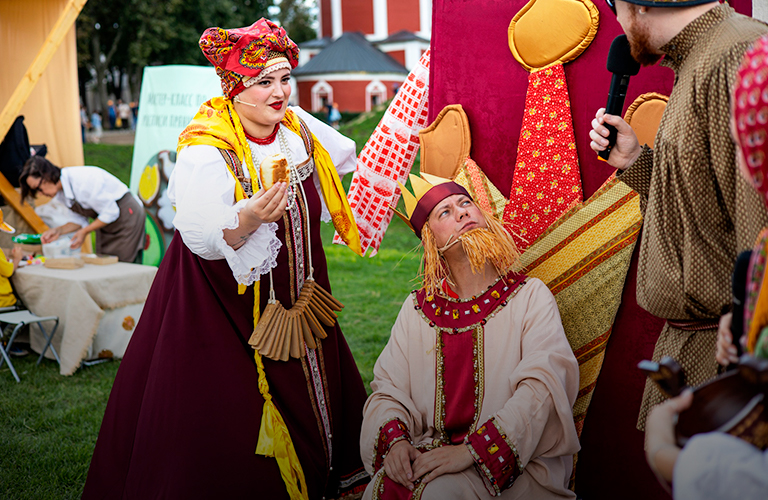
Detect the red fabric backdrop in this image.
<box><xmin>428</xmin><ymin>1</ymin><xmax>752</xmax><ymax>498</ymax></box>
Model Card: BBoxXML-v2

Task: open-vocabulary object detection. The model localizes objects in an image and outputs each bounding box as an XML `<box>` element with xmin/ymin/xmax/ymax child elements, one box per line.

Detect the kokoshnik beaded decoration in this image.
<box><xmin>247</xmin><ymin>127</ymin><xmax>344</xmax><ymax>361</ymax></box>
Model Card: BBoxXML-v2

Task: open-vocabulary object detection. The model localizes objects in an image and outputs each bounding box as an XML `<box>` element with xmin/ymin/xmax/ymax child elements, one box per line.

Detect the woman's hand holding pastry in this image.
<box><xmin>242</xmin><ymin>183</ymin><xmax>288</xmax><ymax>228</ymax></box>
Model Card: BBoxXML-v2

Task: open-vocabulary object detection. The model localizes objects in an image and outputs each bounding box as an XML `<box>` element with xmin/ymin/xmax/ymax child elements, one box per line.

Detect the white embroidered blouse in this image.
<box><xmin>168</xmin><ymin>107</ymin><xmax>357</xmax><ymax>285</ymax></box>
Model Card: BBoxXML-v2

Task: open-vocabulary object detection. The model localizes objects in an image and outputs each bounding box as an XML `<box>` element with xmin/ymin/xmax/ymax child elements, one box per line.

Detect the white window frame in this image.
<box><xmin>365</xmin><ymin>80</ymin><xmax>387</xmax><ymax>112</ymax></box>
<box><xmin>311</xmin><ymin>80</ymin><xmax>333</xmax><ymax>112</ymax></box>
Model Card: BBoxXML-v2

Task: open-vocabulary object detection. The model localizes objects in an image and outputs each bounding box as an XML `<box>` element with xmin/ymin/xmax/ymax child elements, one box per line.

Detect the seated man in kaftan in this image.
<box><xmin>360</xmin><ymin>173</ymin><xmax>580</xmax><ymax>499</ymax></box>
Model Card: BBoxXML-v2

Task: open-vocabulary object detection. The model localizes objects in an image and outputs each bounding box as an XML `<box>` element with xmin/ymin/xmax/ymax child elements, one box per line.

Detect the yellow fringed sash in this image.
<box><xmin>177</xmin><ymin>98</ymin><xmax>362</xmax><ymax>500</ymax></box>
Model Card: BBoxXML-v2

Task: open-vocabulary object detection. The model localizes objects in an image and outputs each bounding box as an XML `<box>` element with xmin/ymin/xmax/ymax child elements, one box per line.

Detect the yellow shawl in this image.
<box><xmin>178</xmin><ymin>97</ymin><xmax>361</xmax><ymax>256</ymax></box>
<box><xmin>177</xmin><ymin>97</ymin><xmax>362</xmax><ymax>499</ymax></box>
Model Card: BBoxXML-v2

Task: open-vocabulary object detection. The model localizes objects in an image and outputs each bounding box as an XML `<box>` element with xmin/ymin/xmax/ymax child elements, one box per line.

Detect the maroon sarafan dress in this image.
<box><xmin>83</xmin><ymin>155</ymin><xmax>369</xmax><ymax>498</ymax></box>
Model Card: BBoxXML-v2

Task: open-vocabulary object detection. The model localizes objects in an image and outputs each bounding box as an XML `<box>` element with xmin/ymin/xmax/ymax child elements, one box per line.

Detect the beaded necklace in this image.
<box><xmin>243</xmin><ymin>124</ymin><xmax>279</xmax><ymax>145</ymax></box>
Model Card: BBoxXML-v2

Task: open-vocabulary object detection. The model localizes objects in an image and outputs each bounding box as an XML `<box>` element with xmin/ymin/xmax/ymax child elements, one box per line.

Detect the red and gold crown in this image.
<box><xmin>392</xmin><ymin>172</ymin><xmax>471</xmax><ymax>238</ymax></box>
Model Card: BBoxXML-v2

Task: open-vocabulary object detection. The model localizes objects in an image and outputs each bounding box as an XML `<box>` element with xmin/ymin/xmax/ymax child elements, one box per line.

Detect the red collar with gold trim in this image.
<box><xmin>412</xmin><ymin>273</ymin><xmax>527</xmax><ymax>333</ymax></box>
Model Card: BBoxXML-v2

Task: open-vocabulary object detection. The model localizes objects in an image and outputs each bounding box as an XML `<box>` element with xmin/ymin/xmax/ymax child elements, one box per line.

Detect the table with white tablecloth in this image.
<box><xmin>12</xmin><ymin>262</ymin><xmax>157</xmax><ymax>375</ymax></box>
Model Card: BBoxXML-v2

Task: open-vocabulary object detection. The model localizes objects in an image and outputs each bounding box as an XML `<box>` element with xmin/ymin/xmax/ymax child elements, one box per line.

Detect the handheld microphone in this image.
<box><xmin>598</xmin><ymin>35</ymin><xmax>641</xmax><ymax>161</ymax></box>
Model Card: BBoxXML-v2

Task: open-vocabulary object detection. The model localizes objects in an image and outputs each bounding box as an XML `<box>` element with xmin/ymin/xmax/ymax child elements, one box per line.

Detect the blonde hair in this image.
<box><xmin>419</xmin><ymin>209</ymin><xmax>520</xmax><ymax>296</ymax></box>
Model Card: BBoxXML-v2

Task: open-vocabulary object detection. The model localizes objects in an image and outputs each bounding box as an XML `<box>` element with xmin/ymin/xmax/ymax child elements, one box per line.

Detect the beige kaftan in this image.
<box><xmin>360</xmin><ymin>277</ymin><xmax>580</xmax><ymax>499</ymax></box>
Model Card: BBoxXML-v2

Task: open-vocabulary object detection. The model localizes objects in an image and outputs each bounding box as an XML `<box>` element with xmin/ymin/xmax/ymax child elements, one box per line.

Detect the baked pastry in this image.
<box><xmin>259</xmin><ymin>153</ymin><xmax>290</xmax><ymax>190</ymax></box>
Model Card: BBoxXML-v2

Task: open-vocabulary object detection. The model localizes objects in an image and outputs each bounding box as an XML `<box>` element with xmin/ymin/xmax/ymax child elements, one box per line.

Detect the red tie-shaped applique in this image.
<box><xmin>503</xmin><ymin>64</ymin><xmax>582</xmax><ymax>251</ymax></box>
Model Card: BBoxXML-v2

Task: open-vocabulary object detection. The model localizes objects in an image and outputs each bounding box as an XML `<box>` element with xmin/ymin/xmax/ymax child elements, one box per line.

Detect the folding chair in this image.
<box><xmin>0</xmin><ymin>310</ymin><xmax>59</xmax><ymax>382</ymax></box>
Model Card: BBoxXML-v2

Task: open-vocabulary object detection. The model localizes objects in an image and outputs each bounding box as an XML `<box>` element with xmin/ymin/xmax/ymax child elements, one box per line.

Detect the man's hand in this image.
<box><xmin>40</xmin><ymin>227</ymin><xmax>60</xmax><ymax>244</ymax></box>
<box><xmin>242</xmin><ymin>183</ymin><xmax>288</xmax><ymax>228</ymax></box>
<box><xmin>645</xmin><ymin>389</ymin><xmax>693</xmax><ymax>483</ymax></box>
<box><xmin>589</xmin><ymin>108</ymin><xmax>642</xmax><ymax>170</ymax></box>
<box><xmin>411</xmin><ymin>445</ymin><xmax>474</xmax><ymax>485</ymax></box>
<box><xmin>716</xmin><ymin>312</ymin><xmax>739</xmax><ymax>366</ymax></box>
<box><xmin>384</xmin><ymin>440</ymin><xmax>420</xmax><ymax>490</ymax></box>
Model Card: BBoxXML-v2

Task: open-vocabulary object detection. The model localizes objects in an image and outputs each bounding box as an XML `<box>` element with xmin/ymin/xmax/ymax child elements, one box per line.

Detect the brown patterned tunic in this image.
<box><xmin>617</xmin><ymin>4</ymin><xmax>768</xmax><ymax>428</ymax></box>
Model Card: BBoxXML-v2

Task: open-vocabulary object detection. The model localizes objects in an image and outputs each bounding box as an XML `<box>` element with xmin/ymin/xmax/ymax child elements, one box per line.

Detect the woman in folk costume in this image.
<box><xmin>717</xmin><ymin>34</ymin><xmax>768</xmax><ymax>366</ymax></box>
<box><xmin>360</xmin><ymin>173</ymin><xmax>580</xmax><ymax>499</ymax></box>
<box><xmin>83</xmin><ymin>19</ymin><xmax>369</xmax><ymax>500</ymax></box>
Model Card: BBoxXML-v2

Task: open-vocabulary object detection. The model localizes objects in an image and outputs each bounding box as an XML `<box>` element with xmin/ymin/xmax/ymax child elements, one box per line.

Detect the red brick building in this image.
<box><xmin>294</xmin><ymin>0</ymin><xmax>430</xmax><ymax>113</ymax></box>
<box><xmin>317</xmin><ymin>0</ymin><xmax>431</xmax><ymax>41</ymax></box>
<box><xmin>293</xmin><ymin>32</ymin><xmax>409</xmax><ymax>113</ymax></box>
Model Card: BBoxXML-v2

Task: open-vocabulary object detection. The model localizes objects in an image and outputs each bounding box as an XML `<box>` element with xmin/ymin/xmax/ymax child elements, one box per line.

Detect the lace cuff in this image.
<box><xmin>214</xmin><ymin>199</ymin><xmax>281</xmax><ymax>286</ymax></box>
<box><xmin>373</xmin><ymin>418</ymin><xmax>411</xmax><ymax>473</ymax></box>
<box><xmin>465</xmin><ymin>417</ymin><xmax>522</xmax><ymax>496</ymax></box>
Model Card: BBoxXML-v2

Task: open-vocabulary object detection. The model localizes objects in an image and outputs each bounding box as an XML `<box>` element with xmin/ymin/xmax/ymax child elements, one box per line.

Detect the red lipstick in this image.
<box><xmin>269</xmin><ymin>101</ymin><xmax>283</xmax><ymax>110</ymax></box>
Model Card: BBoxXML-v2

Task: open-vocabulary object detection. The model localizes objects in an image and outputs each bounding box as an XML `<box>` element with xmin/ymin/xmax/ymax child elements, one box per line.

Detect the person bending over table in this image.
<box><xmin>360</xmin><ymin>174</ymin><xmax>580</xmax><ymax>499</ymax></box>
<box><xmin>19</xmin><ymin>156</ymin><xmax>145</xmax><ymax>262</ymax></box>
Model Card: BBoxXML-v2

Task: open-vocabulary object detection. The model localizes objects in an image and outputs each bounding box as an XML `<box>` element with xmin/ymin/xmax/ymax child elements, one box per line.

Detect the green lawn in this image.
<box><xmin>81</xmin><ymin>144</ymin><xmax>133</xmax><ymax>185</ymax></box>
<box><xmin>0</xmin><ymin>105</ymin><xmax>422</xmax><ymax>499</ymax></box>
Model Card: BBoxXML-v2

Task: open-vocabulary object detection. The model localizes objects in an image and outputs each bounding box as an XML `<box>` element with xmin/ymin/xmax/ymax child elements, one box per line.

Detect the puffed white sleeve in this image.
<box><xmin>291</xmin><ymin>106</ymin><xmax>357</xmax><ymax>177</ymax></box>
<box><xmin>291</xmin><ymin>106</ymin><xmax>357</xmax><ymax>223</ymax></box>
<box><xmin>168</xmin><ymin>145</ymin><xmax>281</xmax><ymax>286</ymax></box>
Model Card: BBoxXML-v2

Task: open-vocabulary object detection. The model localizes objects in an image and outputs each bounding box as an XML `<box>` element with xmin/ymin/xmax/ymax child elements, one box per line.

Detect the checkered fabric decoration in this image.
<box><xmin>332</xmin><ymin>50</ymin><xmax>431</xmax><ymax>255</ymax></box>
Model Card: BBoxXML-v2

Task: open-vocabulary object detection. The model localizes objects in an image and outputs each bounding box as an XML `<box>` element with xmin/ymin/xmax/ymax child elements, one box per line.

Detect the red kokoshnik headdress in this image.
<box><xmin>199</xmin><ymin>18</ymin><xmax>300</xmax><ymax>98</ymax></box>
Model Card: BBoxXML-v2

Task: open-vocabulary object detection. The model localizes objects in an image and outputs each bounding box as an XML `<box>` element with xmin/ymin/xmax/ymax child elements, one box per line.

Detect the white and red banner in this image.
<box><xmin>333</xmin><ymin>50</ymin><xmax>431</xmax><ymax>255</ymax></box>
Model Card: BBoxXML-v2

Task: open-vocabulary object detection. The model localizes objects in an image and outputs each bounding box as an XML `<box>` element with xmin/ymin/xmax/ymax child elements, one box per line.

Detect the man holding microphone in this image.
<box><xmin>589</xmin><ymin>0</ymin><xmax>768</xmax><ymax>429</ymax></box>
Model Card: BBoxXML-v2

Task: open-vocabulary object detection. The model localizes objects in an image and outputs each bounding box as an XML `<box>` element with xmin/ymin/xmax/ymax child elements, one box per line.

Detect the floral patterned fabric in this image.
<box><xmin>502</xmin><ymin>64</ymin><xmax>582</xmax><ymax>251</ymax></box>
<box><xmin>735</xmin><ymin>35</ymin><xmax>768</xmax><ymax>204</ymax></box>
<box><xmin>199</xmin><ymin>18</ymin><xmax>299</xmax><ymax>97</ymax></box>
<box><xmin>735</xmin><ymin>35</ymin><xmax>768</xmax><ymax>357</ymax></box>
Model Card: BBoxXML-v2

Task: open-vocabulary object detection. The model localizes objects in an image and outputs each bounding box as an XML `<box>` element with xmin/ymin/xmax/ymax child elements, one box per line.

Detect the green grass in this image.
<box><xmin>0</xmin><ymin>112</ymin><xmax>422</xmax><ymax>498</ymax></box>
<box><xmin>82</xmin><ymin>144</ymin><xmax>133</xmax><ymax>185</ymax></box>
<box><xmin>321</xmin><ymin>217</ymin><xmax>421</xmax><ymax>388</ymax></box>
<box><xmin>0</xmin><ymin>356</ymin><xmax>119</xmax><ymax>500</ymax></box>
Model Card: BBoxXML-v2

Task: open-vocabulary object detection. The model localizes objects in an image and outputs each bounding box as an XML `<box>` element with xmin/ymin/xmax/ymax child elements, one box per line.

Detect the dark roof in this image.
<box><xmin>299</xmin><ymin>37</ymin><xmax>331</xmax><ymax>50</ymax></box>
<box><xmin>374</xmin><ymin>30</ymin><xmax>429</xmax><ymax>45</ymax></box>
<box><xmin>293</xmin><ymin>32</ymin><xmax>408</xmax><ymax>76</ymax></box>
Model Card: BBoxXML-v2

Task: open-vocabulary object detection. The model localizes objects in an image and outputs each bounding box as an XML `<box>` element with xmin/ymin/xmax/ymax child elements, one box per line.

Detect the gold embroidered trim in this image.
<box><xmin>433</xmin><ymin>326</ymin><xmax>486</xmax><ymax>445</ymax></box>
<box><xmin>475</xmin><ymin>325</ymin><xmax>486</xmax><ymax>436</ymax></box>
<box><xmin>464</xmin><ymin>438</ymin><xmax>502</xmax><ymax>496</ymax></box>
<box><xmin>491</xmin><ymin>418</ymin><xmax>524</xmax><ymax>479</ymax></box>
<box><xmin>434</xmin><ymin>332</ymin><xmax>446</xmax><ymax>443</ymax></box>
<box><xmin>300</xmin><ymin>355</ymin><xmax>329</xmax><ymax>464</ymax></box>
<box><xmin>413</xmin><ymin>279</ymin><xmax>528</xmax><ymax>334</ymax></box>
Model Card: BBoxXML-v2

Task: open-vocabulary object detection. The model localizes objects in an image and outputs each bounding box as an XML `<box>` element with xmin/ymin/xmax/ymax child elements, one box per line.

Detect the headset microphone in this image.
<box><xmin>234</xmin><ymin>96</ymin><xmax>259</xmax><ymax>108</ymax></box>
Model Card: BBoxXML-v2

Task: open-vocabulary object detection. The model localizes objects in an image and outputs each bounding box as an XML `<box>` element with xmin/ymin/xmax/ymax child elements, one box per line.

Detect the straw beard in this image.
<box><xmin>420</xmin><ymin>211</ymin><xmax>520</xmax><ymax>296</ymax></box>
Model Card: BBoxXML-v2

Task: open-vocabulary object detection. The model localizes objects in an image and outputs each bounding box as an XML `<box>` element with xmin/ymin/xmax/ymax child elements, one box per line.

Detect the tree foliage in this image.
<box><xmin>77</xmin><ymin>0</ymin><xmax>274</xmax><ymax>119</ymax></box>
<box><xmin>276</xmin><ymin>0</ymin><xmax>316</xmax><ymax>45</ymax></box>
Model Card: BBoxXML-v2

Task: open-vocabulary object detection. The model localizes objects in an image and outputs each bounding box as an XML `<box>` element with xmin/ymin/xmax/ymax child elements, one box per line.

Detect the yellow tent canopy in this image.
<box><xmin>0</xmin><ymin>0</ymin><xmax>87</xmax><ymax>232</ymax></box>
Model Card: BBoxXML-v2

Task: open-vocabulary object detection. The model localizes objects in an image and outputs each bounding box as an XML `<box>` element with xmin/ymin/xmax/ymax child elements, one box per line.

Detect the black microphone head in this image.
<box><xmin>606</xmin><ymin>35</ymin><xmax>641</xmax><ymax>76</ymax></box>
